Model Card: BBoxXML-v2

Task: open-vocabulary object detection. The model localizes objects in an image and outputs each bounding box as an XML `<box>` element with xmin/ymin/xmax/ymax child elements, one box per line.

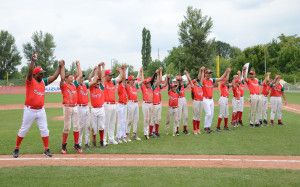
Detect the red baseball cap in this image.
<box><xmin>105</xmin><ymin>70</ymin><xmax>113</xmax><ymax>76</ymax></box>
<box><xmin>33</xmin><ymin>66</ymin><xmax>45</xmax><ymax>75</ymax></box>
<box><xmin>128</xmin><ymin>75</ymin><xmax>135</xmax><ymax>81</ymax></box>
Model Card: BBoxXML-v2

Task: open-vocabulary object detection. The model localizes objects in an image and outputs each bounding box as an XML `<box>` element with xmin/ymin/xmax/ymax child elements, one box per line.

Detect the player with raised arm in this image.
<box><xmin>176</xmin><ymin>74</ymin><xmax>189</xmax><ymax>135</ymax></box>
<box><xmin>13</xmin><ymin>53</ymin><xmax>61</xmax><ymax>158</ymax></box>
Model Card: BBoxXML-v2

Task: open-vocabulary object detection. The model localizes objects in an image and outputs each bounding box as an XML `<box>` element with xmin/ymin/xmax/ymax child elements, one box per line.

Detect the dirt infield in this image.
<box><xmin>1</xmin><ymin>102</ymin><xmax>300</xmax><ymax>115</ymax></box>
<box><xmin>0</xmin><ymin>154</ymin><xmax>299</xmax><ymax>170</ymax></box>
<box><xmin>0</xmin><ymin>86</ymin><xmax>25</xmax><ymax>94</ymax></box>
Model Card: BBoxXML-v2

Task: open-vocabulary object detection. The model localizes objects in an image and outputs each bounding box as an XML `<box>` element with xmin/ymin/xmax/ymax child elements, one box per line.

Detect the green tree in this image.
<box><xmin>111</xmin><ymin>62</ymin><xmax>138</xmax><ymax>78</ymax></box>
<box><xmin>141</xmin><ymin>28</ymin><xmax>152</xmax><ymax>70</ymax></box>
<box><xmin>214</xmin><ymin>41</ymin><xmax>242</xmax><ymax>59</ymax></box>
<box><xmin>144</xmin><ymin>59</ymin><xmax>164</xmax><ymax>77</ymax></box>
<box><xmin>0</xmin><ymin>30</ymin><xmax>22</xmax><ymax>79</ymax></box>
<box><xmin>23</xmin><ymin>31</ymin><xmax>56</xmax><ymax>76</ymax></box>
<box><xmin>177</xmin><ymin>6</ymin><xmax>214</xmax><ymax>77</ymax></box>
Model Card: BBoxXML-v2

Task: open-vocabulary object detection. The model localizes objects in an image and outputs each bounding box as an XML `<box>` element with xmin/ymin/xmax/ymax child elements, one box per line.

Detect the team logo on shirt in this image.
<box><xmin>33</xmin><ymin>89</ymin><xmax>44</xmax><ymax>96</ymax></box>
<box><xmin>91</xmin><ymin>93</ymin><xmax>102</xmax><ymax>98</ymax></box>
<box><xmin>79</xmin><ymin>90</ymin><xmax>88</xmax><ymax>96</ymax></box>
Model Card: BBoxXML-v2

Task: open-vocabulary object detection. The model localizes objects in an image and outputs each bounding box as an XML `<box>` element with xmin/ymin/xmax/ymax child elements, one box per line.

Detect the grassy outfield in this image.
<box><xmin>0</xmin><ymin>106</ymin><xmax>299</xmax><ymax>155</ymax></box>
<box><xmin>0</xmin><ymin>91</ymin><xmax>300</xmax><ymax>104</ymax></box>
<box><xmin>0</xmin><ymin>166</ymin><xmax>299</xmax><ymax>187</ymax></box>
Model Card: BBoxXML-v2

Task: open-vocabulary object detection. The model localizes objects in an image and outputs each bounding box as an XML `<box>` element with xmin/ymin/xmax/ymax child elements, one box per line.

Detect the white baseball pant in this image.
<box><xmin>218</xmin><ymin>96</ymin><xmax>229</xmax><ymax>118</ymax></box>
<box><xmin>78</xmin><ymin>106</ymin><xmax>90</xmax><ymax>146</ymax></box>
<box><xmin>249</xmin><ymin>95</ymin><xmax>262</xmax><ymax>124</ymax></box>
<box><xmin>116</xmin><ymin>104</ymin><xmax>128</xmax><ymax>139</ymax></box>
<box><xmin>178</xmin><ymin>97</ymin><xmax>188</xmax><ymax>126</ymax></box>
<box><xmin>166</xmin><ymin>107</ymin><xmax>179</xmax><ymax>133</ymax></box>
<box><xmin>91</xmin><ymin>107</ymin><xmax>105</xmax><ymax>134</ymax></box>
<box><xmin>63</xmin><ymin>106</ymin><xmax>79</xmax><ymax>133</ymax></box>
<box><xmin>151</xmin><ymin>103</ymin><xmax>162</xmax><ymax>125</ymax></box>
<box><xmin>270</xmin><ymin>97</ymin><xmax>282</xmax><ymax>120</ymax></box>
<box><xmin>192</xmin><ymin>100</ymin><xmax>203</xmax><ymax>121</ymax></box>
<box><xmin>127</xmin><ymin>101</ymin><xmax>139</xmax><ymax>134</ymax></box>
<box><xmin>104</xmin><ymin>103</ymin><xmax>117</xmax><ymax>142</ymax></box>
<box><xmin>18</xmin><ymin>106</ymin><xmax>49</xmax><ymax>137</ymax></box>
<box><xmin>142</xmin><ymin>102</ymin><xmax>153</xmax><ymax>135</ymax></box>
<box><xmin>203</xmin><ymin>98</ymin><xmax>214</xmax><ymax>128</ymax></box>
<box><xmin>238</xmin><ymin>96</ymin><xmax>244</xmax><ymax>112</ymax></box>
<box><xmin>232</xmin><ymin>97</ymin><xmax>240</xmax><ymax>113</ymax></box>
<box><xmin>262</xmin><ymin>96</ymin><xmax>268</xmax><ymax>121</ymax></box>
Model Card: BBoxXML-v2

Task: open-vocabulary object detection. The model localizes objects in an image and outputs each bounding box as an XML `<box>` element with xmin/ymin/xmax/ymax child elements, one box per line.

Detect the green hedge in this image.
<box><xmin>0</xmin><ymin>79</ymin><xmax>25</xmax><ymax>86</ymax></box>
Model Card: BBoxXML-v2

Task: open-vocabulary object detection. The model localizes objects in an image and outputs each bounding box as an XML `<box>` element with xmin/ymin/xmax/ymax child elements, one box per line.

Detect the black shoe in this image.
<box><xmin>150</xmin><ymin>133</ymin><xmax>157</xmax><ymax>138</ymax></box>
<box><xmin>176</xmin><ymin>131</ymin><xmax>180</xmax><ymax>136</ymax></box>
<box><xmin>259</xmin><ymin>120</ymin><xmax>263</xmax><ymax>125</ymax></box>
<box><xmin>263</xmin><ymin>119</ymin><xmax>268</xmax><ymax>125</ymax></box>
<box><xmin>250</xmin><ymin>124</ymin><xmax>254</xmax><ymax>128</ymax></box>
<box><xmin>44</xmin><ymin>149</ymin><xmax>53</xmax><ymax>157</ymax></box>
<box><xmin>92</xmin><ymin>141</ymin><xmax>96</xmax><ymax>147</ymax></box>
<box><xmin>278</xmin><ymin>122</ymin><xmax>284</xmax><ymax>126</ymax></box>
<box><xmin>223</xmin><ymin>127</ymin><xmax>230</xmax><ymax>131</ymax></box>
<box><xmin>183</xmin><ymin>130</ymin><xmax>189</xmax><ymax>135</ymax></box>
<box><xmin>13</xmin><ymin>149</ymin><xmax>19</xmax><ymax>158</ymax></box>
<box><xmin>255</xmin><ymin>124</ymin><xmax>260</xmax><ymax>127</ymax></box>
<box><xmin>206</xmin><ymin>128</ymin><xmax>212</xmax><ymax>134</ymax></box>
<box><xmin>155</xmin><ymin>132</ymin><xmax>160</xmax><ymax>137</ymax></box>
<box><xmin>145</xmin><ymin>135</ymin><xmax>149</xmax><ymax>140</ymax></box>
<box><xmin>61</xmin><ymin>143</ymin><xmax>67</xmax><ymax>154</ymax></box>
<box><xmin>216</xmin><ymin>127</ymin><xmax>221</xmax><ymax>132</ymax></box>
<box><xmin>85</xmin><ymin>144</ymin><xmax>90</xmax><ymax>149</ymax></box>
<box><xmin>74</xmin><ymin>144</ymin><xmax>82</xmax><ymax>153</ymax></box>
<box><xmin>238</xmin><ymin>120</ymin><xmax>244</xmax><ymax>126</ymax></box>
<box><xmin>100</xmin><ymin>141</ymin><xmax>106</xmax><ymax>147</ymax></box>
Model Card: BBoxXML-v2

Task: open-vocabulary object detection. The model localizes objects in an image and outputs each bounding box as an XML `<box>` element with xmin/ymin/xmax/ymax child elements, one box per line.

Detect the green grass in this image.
<box><xmin>0</xmin><ymin>166</ymin><xmax>299</xmax><ymax>187</ymax></box>
<box><xmin>1</xmin><ymin>106</ymin><xmax>299</xmax><ymax>155</ymax></box>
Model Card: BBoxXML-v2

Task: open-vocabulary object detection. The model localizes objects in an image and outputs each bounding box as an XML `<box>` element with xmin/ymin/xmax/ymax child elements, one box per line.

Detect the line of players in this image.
<box><xmin>12</xmin><ymin>53</ymin><xmax>287</xmax><ymax>157</ymax></box>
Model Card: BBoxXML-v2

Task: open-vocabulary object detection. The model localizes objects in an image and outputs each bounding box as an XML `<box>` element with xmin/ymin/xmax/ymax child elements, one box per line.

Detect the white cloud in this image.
<box><xmin>0</xmin><ymin>0</ymin><xmax>299</xmax><ymax>70</ymax></box>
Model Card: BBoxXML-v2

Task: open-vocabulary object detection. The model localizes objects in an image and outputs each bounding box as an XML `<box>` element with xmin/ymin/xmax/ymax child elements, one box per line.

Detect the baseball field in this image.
<box><xmin>0</xmin><ymin>88</ymin><xmax>300</xmax><ymax>186</ymax></box>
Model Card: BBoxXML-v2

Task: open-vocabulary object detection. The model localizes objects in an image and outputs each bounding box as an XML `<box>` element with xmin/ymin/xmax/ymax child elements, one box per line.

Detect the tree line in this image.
<box><xmin>0</xmin><ymin>6</ymin><xmax>299</xmax><ymax>84</ymax></box>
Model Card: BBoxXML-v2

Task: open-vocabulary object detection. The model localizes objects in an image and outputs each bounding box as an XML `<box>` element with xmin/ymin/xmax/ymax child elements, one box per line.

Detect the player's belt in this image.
<box><xmin>179</xmin><ymin>96</ymin><xmax>185</xmax><ymax>98</ymax></box>
<box><xmin>143</xmin><ymin>101</ymin><xmax>152</xmax><ymax>104</ymax></box>
<box><xmin>263</xmin><ymin>94</ymin><xmax>268</xmax><ymax>97</ymax></box>
<box><xmin>204</xmin><ymin>97</ymin><xmax>212</xmax><ymax>99</ymax></box>
<box><xmin>221</xmin><ymin>95</ymin><xmax>228</xmax><ymax>98</ymax></box>
<box><xmin>193</xmin><ymin>99</ymin><xmax>203</xmax><ymax>101</ymax></box>
<box><xmin>78</xmin><ymin>104</ymin><xmax>88</xmax><ymax>107</ymax></box>
<box><xmin>26</xmin><ymin>105</ymin><xmax>43</xmax><ymax>110</ymax></box>
<box><xmin>106</xmin><ymin>102</ymin><xmax>116</xmax><ymax>104</ymax></box>
<box><xmin>93</xmin><ymin>105</ymin><xmax>103</xmax><ymax>108</ymax></box>
<box><xmin>153</xmin><ymin>102</ymin><xmax>161</xmax><ymax>105</ymax></box>
<box><xmin>250</xmin><ymin>93</ymin><xmax>260</xmax><ymax>95</ymax></box>
<box><xmin>170</xmin><ymin>106</ymin><xmax>178</xmax><ymax>109</ymax></box>
<box><xmin>118</xmin><ymin>102</ymin><xmax>127</xmax><ymax>105</ymax></box>
<box><xmin>64</xmin><ymin>104</ymin><xmax>76</xmax><ymax>107</ymax></box>
<box><xmin>129</xmin><ymin>100</ymin><xmax>138</xmax><ymax>103</ymax></box>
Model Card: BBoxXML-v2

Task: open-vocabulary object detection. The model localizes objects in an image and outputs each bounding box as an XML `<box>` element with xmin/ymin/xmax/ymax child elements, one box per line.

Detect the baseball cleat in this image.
<box><xmin>238</xmin><ymin>120</ymin><xmax>244</xmax><ymax>126</ymax></box>
<box><xmin>44</xmin><ymin>149</ymin><xmax>53</xmax><ymax>157</ymax></box>
<box><xmin>74</xmin><ymin>144</ymin><xmax>83</xmax><ymax>154</ymax></box>
<box><xmin>216</xmin><ymin>128</ymin><xmax>221</xmax><ymax>132</ymax></box>
<box><xmin>13</xmin><ymin>149</ymin><xmax>19</xmax><ymax>158</ymax></box>
<box><xmin>92</xmin><ymin>141</ymin><xmax>96</xmax><ymax>147</ymax></box>
<box><xmin>109</xmin><ymin>139</ymin><xmax>118</xmax><ymax>145</ymax></box>
<box><xmin>176</xmin><ymin>131</ymin><xmax>180</xmax><ymax>136</ymax></box>
<box><xmin>155</xmin><ymin>132</ymin><xmax>160</xmax><ymax>137</ymax></box>
<box><xmin>144</xmin><ymin>135</ymin><xmax>149</xmax><ymax>140</ymax></box>
<box><xmin>61</xmin><ymin>143</ymin><xmax>67</xmax><ymax>154</ymax></box>
<box><xmin>100</xmin><ymin>141</ymin><xmax>107</xmax><ymax>147</ymax></box>
<box><xmin>126</xmin><ymin>137</ymin><xmax>132</xmax><ymax>142</ymax></box>
<box><xmin>183</xmin><ymin>130</ymin><xmax>189</xmax><ymax>135</ymax></box>
<box><xmin>263</xmin><ymin>119</ymin><xmax>268</xmax><ymax>125</ymax></box>
<box><xmin>132</xmin><ymin>134</ymin><xmax>141</xmax><ymax>141</ymax></box>
<box><xmin>85</xmin><ymin>144</ymin><xmax>90</xmax><ymax>149</ymax></box>
<box><xmin>223</xmin><ymin>127</ymin><xmax>230</xmax><ymax>131</ymax></box>
<box><xmin>122</xmin><ymin>138</ymin><xmax>128</xmax><ymax>143</ymax></box>
<box><xmin>250</xmin><ymin>124</ymin><xmax>254</xmax><ymax>128</ymax></box>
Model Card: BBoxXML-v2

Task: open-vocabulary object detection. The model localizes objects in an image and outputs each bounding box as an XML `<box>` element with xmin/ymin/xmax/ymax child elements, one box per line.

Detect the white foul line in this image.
<box><xmin>0</xmin><ymin>157</ymin><xmax>300</xmax><ymax>163</ymax></box>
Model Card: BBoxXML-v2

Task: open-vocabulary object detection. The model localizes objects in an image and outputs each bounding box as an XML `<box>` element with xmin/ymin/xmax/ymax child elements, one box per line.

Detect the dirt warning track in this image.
<box><xmin>0</xmin><ymin>154</ymin><xmax>300</xmax><ymax>170</ymax></box>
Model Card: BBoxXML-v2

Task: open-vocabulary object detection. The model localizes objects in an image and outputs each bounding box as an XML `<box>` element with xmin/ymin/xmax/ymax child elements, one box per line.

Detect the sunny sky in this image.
<box><xmin>0</xmin><ymin>0</ymin><xmax>299</xmax><ymax>70</ymax></box>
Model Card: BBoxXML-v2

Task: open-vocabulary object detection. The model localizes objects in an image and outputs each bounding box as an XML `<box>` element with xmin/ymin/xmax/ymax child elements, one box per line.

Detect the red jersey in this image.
<box><xmin>90</xmin><ymin>84</ymin><xmax>105</xmax><ymax>107</ymax></box>
<box><xmin>179</xmin><ymin>83</ymin><xmax>187</xmax><ymax>97</ymax></box>
<box><xmin>25</xmin><ymin>78</ymin><xmax>48</xmax><ymax>108</ymax></box>
<box><xmin>104</xmin><ymin>80</ymin><xmax>117</xmax><ymax>103</ymax></box>
<box><xmin>168</xmin><ymin>90</ymin><xmax>179</xmax><ymax>107</ymax></box>
<box><xmin>141</xmin><ymin>84</ymin><xmax>153</xmax><ymax>103</ymax></box>
<box><xmin>232</xmin><ymin>85</ymin><xmax>241</xmax><ymax>100</ymax></box>
<box><xmin>270</xmin><ymin>83</ymin><xmax>284</xmax><ymax>97</ymax></box>
<box><xmin>202</xmin><ymin>78</ymin><xmax>215</xmax><ymax>98</ymax></box>
<box><xmin>152</xmin><ymin>85</ymin><xmax>162</xmax><ymax>104</ymax></box>
<box><xmin>220</xmin><ymin>81</ymin><xmax>229</xmax><ymax>97</ymax></box>
<box><xmin>191</xmin><ymin>82</ymin><xmax>203</xmax><ymax>101</ymax></box>
<box><xmin>126</xmin><ymin>84</ymin><xmax>139</xmax><ymax>102</ymax></box>
<box><xmin>75</xmin><ymin>81</ymin><xmax>89</xmax><ymax>105</ymax></box>
<box><xmin>118</xmin><ymin>82</ymin><xmax>128</xmax><ymax>104</ymax></box>
<box><xmin>246</xmin><ymin>78</ymin><xmax>260</xmax><ymax>95</ymax></box>
<box><xmin>61</xmin><ymin>82</ymin><xmax>77</xmax><ymax>105</ymax></box>
<box><xmin>261</xmin><ymin>82</ymin><xmax>271</xmax><ymax>96</ymax></box>
<box><xmin>239</xmin><ymin>83</ymin><xmax>245</xmax><ymax>97</ymax></box>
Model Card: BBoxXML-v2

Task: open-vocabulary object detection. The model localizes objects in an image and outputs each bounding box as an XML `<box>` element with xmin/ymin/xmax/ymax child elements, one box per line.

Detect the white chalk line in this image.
<box><xmin>283</xmin><ymin>106</ymin><xmax>300</xmax><ymax>112</ymax></box>
<box><xmin>0</xmin><ymin>157</ymin><xmax>300</xmax><ymax>163</ymax></box>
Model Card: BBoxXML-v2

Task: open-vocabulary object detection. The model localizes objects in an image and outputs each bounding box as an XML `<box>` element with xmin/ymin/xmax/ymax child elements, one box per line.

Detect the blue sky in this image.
<box><xmin>0</xmin><ymin>0</ymin><xmax>299</xmax><ymax>70</ymax></box>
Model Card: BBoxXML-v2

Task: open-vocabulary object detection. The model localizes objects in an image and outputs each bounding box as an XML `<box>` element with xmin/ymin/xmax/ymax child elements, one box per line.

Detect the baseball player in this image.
<box><xmin>74</xmin><ymin>61</ymin><xmax>91</xmax><ymax>148</ymax></box>
<box><xmin>231</xmin><ymin>75</ymin><xmax>241</xmax><ymax>127</ymax></box>
<box><xmin>269</xmin><ymin>75</ymin><xmax>287</xmax><ymax>125</ymax></box>
<box><xmin>116</xmin><ymin>67</ymin><xmax>128</xmax><ymax>144</ymax></box>
<box><xmin>150</xmin><ymin>68</ymin><xmax>167</xmax><ymax>137</ymax></box>
<box><xmin>261</xmin><ymin>72</ymin><xmax>271</xmax><ymax>125</ymax></box>
<box><xmin>237</xmin><ymin>71</ymin><xmax>244</xmax><ymax>125</ymax></box>
<box><xmin>243</xmin><ymin>68</ymin><xmax>262</xmax><ymax>127</ymax></box>
<box><xmin>176</xmin><ymin>75</ymin><xmax>189</xmax><ymax>135</ymax></box>
<box><xmin>13</xmin><ymin>53</ymin><xmax>61</xmax><ymax>158</ymax></box>
<box><xmin>103</xmin><ymin>66</ymin><xmax>124</xmax><ymax>145</ymax></box>
<box><xmin>216</xmin><ymin>69</ymin><xmax>231</xmax><ymax>131</ymax></box>
<box><xmin>141</xmin><ymin>77</ymin><xmax>154</xmax><ymax>140</ymax></box>
<box><xmin>60</xmin><ymin>62</ymin><xmax>82</xmax><ymax>154</ymax></box>
<box><xmin>165</xmin><ymin>77</ymin><xmax>181</xmax><ymax>136</ymax></box>
<box><xmin>90</xmin><ymin>63</ymin><xmax>106</xmax><ymax>147</ymax></box>
<box><xmin>126</xmin><ymin>68</ymin><xmax>144</xmax><ymax>141</ymax></box>
<box><xmin>184</xmin><ymin>69</ymin><xmax>204</xmax><ymax>135</ymax></box>
<box><xmin>202</xmin><ymin>68</ymin><xmax>230</xmax><ymax>133</ymax></box>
